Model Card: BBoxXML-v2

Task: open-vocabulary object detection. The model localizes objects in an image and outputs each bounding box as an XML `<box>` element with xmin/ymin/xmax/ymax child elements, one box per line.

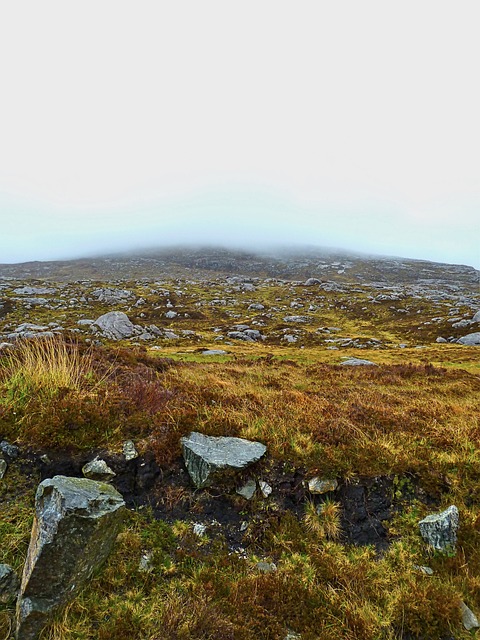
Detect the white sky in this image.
<box><xmin>0</xmin><ymin>1</ymin><xmax>479</xmax><ymax>267</ymax></box>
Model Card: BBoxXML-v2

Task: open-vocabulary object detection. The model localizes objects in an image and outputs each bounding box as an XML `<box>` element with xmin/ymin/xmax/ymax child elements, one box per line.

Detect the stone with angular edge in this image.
<box><xmin>123</xmin><ymin>440</ymin><xmax>138</xmax><ymax>461</ymax></box>
<box><xmin>15</xmin><ymin>476</ymin><xmax>125</xmax><ymax>640</ymax></box>
<box><xmin>0</xmin><ymin>564</ymin><xmax>20</xmax><ymax>604</ymax></box>
<box><xmin>82</xmin><ymin>457</ymin><xmax>116</xmax><ymax>481</ymax></box>
<box><xmin>418</xmin><ymin>505</ymin><xmax>459</xmax><ymax>552</ymax></box>
<box><xmin>92</xmin><ymin>311</ymin><xmax>140</xmax><ymax>340</ymax></box>
<box><xmin>308</xmin><ymin>477</ymin><xmax>338</xmax><ymax>494</ymax></box>
<box><xmin>460</xmin><ymin>601</ymin><xmax>479</xmax><ymax>631</ymax></box>
<box><xmin>237</xmin><ymin>478</ymin><xmax>257</xmax><ymax>500</ymax></box>
<box><xmin>181</xmin><ymin>432</ymin><xmax>267</xmax><ymax>488</ymax></box>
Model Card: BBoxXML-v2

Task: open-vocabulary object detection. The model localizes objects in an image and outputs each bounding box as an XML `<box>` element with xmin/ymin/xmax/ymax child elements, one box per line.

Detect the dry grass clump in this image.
<box><xmin>304</xmin><ymin>498</ymin><xmax>342</xmax><ymax>540</ymax></box>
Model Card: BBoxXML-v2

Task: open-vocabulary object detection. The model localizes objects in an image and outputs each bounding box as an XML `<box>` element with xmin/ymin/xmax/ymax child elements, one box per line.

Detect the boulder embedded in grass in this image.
<box><xmin>419</xmin><ymin>505</ymin><xmax>459</xmax><ymax>552</ymax></box>
<box><xmin>181</xmin><ymin>432</ymin><xmax>267</xmax><ymax>488</ymax></box>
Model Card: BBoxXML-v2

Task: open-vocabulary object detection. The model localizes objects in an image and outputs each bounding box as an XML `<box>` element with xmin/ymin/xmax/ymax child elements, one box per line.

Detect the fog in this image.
<box><xmin>1</xmin><ymin>2</ymin><xmax>479</xmax><ymax>268</ymax></box>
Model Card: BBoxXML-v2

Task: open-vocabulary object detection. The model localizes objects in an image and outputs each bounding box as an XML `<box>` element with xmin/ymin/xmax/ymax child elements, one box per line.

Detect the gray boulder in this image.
<box><xmin>418</xmin><ymin>505</ymin><xmax>459</xmax><ymax>552</ymax></box>
<box><xmin>340</xmin><ymin>358</ymin><xmax>376</xmax><ymax>366</ymax></box>
<box><xmin>472</xmin><ymin>310</ymin><xmax>480</xmax><ymax>323</ymax></box>
<box><xmin>457</xmin><ymin>332</ymin><xmax>480</xmax><ymax>346</ymax></box>
<box><xmin>16</xmin><ymin>476</ymin><xmax>125</xmax><ymax>640</ymax></box>
<box><xmin>0</xmin><ymin>564</ymin><xmax>20</xmax><ymax>603</ymax></box>
<box><xmin>92</xmin><ymin>311</ymin><xmax>140</xmax><ymax>340</ymax></box>
<box><xmin>181</xmin><ymin>432</ymin><xmax>267</xmax><ymax>488</ymax></box>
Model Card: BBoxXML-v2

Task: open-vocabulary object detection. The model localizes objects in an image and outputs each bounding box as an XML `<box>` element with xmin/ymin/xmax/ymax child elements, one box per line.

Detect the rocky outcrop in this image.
<box><xmin>16</xmin><ymin>476</ymin><xmax>125</xmax><ymax>640</ymax></box>
<box><xmin>181</xmin><ymin>432</ymin><xmax>267</xmax><ymax>488</ymax></box>
<box><xmin>418</xmin><ymin>505</ymin><xmax>459</xmax><ymax>552</ymax></box>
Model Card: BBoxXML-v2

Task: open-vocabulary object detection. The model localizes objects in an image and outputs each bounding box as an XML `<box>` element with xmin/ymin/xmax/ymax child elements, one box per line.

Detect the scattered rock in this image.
<box><xmin>201</xmin><ymin>349</ymin><xmax>227</xmax><ymax>355</ymax></box>
<box><xmin>308</xmin><ymin>477</ymin><xmax>338</xmax><ymax>494</ymax></box>
<box><xmin>457</xmin><ymin>332</ymin><xmax>480</xmax><ymax>346</ymax></box>
<box><xmin>123</xmin><ymin>440</ymin><xmax>138</xmax><ymax>461</ymax></box>
<box><xmin>82</xmin><ymin>457</ymin><xmax>116</xmax><ymax>481</ymax></box>
<box><xmin>236</xmin><ymin>478</ymin><xmax>257</xmax><ymax>500</ymax></box>
<box><xmin>181</xmin><ymin>432</ymin><xmax>267</xmax><ymax>488</ymax></box>
<box><xmin>92</xmin><ymin>311</ymin><xmax>140</xmax><ymax>340</ymax></box>
<box><xmin>419</xmin><ymin>505</ymin><xmax>459</xmax><ymax>552</ymax></box>
<box><xmin>16</xmin><ymin>476</ymin><xmax>125</xmax><ymax>640</ymax></box>
<box><xmin>193</xmin><ymin>523</ymin><xmax>207</xmax><ymax>537</ymax></box>
<box><xmin>413</xmin><ymin>565</ymin><xmax>434</xmax><ymax>576</ymax></box>
<box><xmin>304</xmin><ymin>278</ymin><xmax>321</xmax><ymax>286</ymax></box>
<box><xmin>256</xmin><ymin>561</ymin><xmax>277</xmax><ymax>573</ymax></box>
<box><xmin>0</xmin><ymin>456</ymin><xmax>7</xmax><ymax>479</ymax></box>
<box><xmin>0</xmin><ymin>440</ymin><xmax>19</xmax><ymax>459</ymax></box>
<box><xmin>340</xmin><ymin>358</ymin><xmax>376</xmax><ymax>366</ymax></box>
<box><xmin>0</xmin><ymin>563</ymin><xmax>19</xmax><ymax>603</ymax></box>
<box><xmin>259</xmin><ymin>480</ymin><xmax>272</xmax><ymax>498</ymax></box>
<box><xmin>460</xmin><ymin>601</ymin><xmax>480</xmax><ymax>631</ymax></box>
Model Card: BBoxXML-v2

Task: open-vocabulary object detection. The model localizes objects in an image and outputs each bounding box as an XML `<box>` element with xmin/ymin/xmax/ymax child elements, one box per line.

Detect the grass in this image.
<box><xmin>0</xmin><ymin>262</ymin><xmax>479</xmax><ymax>640</ymax></box>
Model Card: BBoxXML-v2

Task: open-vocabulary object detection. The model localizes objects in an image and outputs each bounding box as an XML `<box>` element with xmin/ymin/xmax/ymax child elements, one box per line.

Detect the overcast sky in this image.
<box><xmin>0</xmin><ymin>1</ymin><xmax>479</xmax><ymax>267</ymax></box>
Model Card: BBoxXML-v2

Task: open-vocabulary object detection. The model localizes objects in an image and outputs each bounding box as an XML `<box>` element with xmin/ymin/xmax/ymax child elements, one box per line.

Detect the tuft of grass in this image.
<box><xmin>304</xmin><ymin>498</ymin><xmax>342</xmax><ymax>541</ymax></box>
<box><xmin>0</xmin><ymin>336</ymin><xmax>96</xmax><ymax>412</ymax></box>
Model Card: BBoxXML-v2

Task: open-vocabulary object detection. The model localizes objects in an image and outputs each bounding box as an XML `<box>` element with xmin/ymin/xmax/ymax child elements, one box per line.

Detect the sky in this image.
<box><xmin>0</xmin><ymin>1</ymin><xmax>479</xmax><ymax>268</ymax></box>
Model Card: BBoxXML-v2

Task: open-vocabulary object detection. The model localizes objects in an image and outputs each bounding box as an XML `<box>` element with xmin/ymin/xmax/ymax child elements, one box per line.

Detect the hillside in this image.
<box><xmin>0</xmin><ymin>246</ymin><xmax>479</xmax><ymax>640</ymax></box>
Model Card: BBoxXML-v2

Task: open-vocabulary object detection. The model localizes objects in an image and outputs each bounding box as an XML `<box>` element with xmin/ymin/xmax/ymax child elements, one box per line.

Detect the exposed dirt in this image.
<box><xmin>4</xmin><ymin>446</ymin><xmax>442</xmax><ymax>554</ymax></box>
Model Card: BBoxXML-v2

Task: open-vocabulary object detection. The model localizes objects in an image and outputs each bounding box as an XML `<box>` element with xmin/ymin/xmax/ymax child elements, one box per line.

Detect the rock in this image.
<box><xmin>413</xmin><ymin>565</ymin><xmax>434</xmax><ymax>576</ymax></box>
<box><xmin>259</xmin><ymin>480</ymin><xmax>272</xmax><ymax>497</ymax></box>
<box><xmin>248</xmin><ymin>303</ymin><xmax>265</xmax><ymax>310</ymax></box>
<box><xmin>304</xmin><ymin>278</ymin><xmax>321</xmax><ymax>286</ymax></box>
<box><xmin>436</xmin><ymin>337</ymin><xmax>447</xmax><ymax>343</ymax></box>
<box><xmin>193</xmin><ymin>523</ymin><xmax>207</xmax><ymax>537</ymax></box>
<box><xmin>0</xmin><ymin>440</ymin><xmax>19</xmax><ymax>459</ymax></box>
<box><xmin>256</xmin><ymin>561</ymin><xmax>277</xmax><ymax>573</ymax></box>
<box><xmin>0</xmin><ymin>564</ymin><xmax>20</xmax><ymax>603</ymax></box>
<box><xmin>308</xmin><ymin>477</ymin><xmax>338</xmax><ymax>494</ymax></box>
<box><xmin>419</xmin><ymin>505</ymin><xmax>459</xmax><ymax>552</ymax></box>
<box><xmin>340</xmin><ymin>358</ymin><xmax>376</xmax><ymax>366</ymax></box>
<box><xmin>237</xmin><ymin>478</ymin><xmax>257</xmax><ymax>500</ymax></box>
<box><xmin>13</xmin><ymin>287</ymin><xmax>56</xmax><ymax>295</ymax></box>
<box><xmin>472</xmin><ymin>310</ymin><xmax>480</xmax><ymax>323</ymax></box>
<box><xmin>92</xmin><ymin>311</ymin><xmax>140</xmax><ymax>340</ymax></box>
<box><xmin>138</xmin><ymin>551</ymin><xmax>153</xmax><ymax>573</ymax></box>
<box><xmin>0</xmin><ymin>456</ymin><xmax>7</xmax><ymax>479</ymax></box>
<box><xmin>16</xmin><ymin>476</ymin><xmax>125</xmax><ymax>640</ymax></box>
<box><xmin>283</xmin><ymin>315</ymin><xmax>309</xmax><ymax>323</ymax></box>
<box><xmin>460</xmin><ymin>601</ymin><xmax>479</xmax><ymax>631</ymax></box>
<box><xmin>82</xmin><ymin>457</ymin><xmax>116</xmax><ymax>481</ymax></box>
<box><xmin>201</xmin><ymin>349</ymin><xmax>227</xmax><ymax>355</ymax></box>
<box><xmin>123</xmin><ymin>440</ymin><xmax>138</xmax><ymax>461</ymax></box>
<box><xmin>457</xmin><ymin>332</ymin><xmax>480</xmax><ymax>346</ymax></box>
<box><xmin>90</xmin><ymin>288</ymin><xmax>133</xmax><ymax>304</ymax></box>
<box><xmin>181</xmin><ymin>432</ymin><xmax>267</xmax><ymax>488</ymax></box>
<box><xmin>165</xmin><ymin>310</ymin><xmax>177</xmax><ymax>318</ymax></box>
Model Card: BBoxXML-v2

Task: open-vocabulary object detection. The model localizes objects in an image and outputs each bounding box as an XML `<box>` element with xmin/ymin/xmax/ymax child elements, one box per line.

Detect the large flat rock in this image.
<box><xmin>181</xmin><ymin>432</ymin><xmax>267</xmax><ymax>488</ymax></box>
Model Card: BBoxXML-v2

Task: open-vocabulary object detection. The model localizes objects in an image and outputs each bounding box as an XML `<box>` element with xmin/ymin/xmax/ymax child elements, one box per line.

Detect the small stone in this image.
<box><xmin>0</xmin><ymin>564</ymin><xmax>20</xmax><ymax>603</ymax></box>
<box><xmin>259</xmin><ymin>480</ymin><xmax>272</xmax><ymax>498</ymax></box>
<box><xmin>123</xmin><ymin>440</ymin><xmax>138</xmax><ymax>461</ymax></box>
<box><xmin>413</xmin><ymin>565</ymin><xmax>434</xmax><ymax>576</ymax></box>
<box><xmin>419</xmin><ymin>505</ymin><xmax>459</xmax><ymax>552</ymax></box>
<box><xmin>0</xmin><ymin>456</ymin><xmax>7</xmax><ymax>479</ymax></box>
<box><xmin>39</xmin><ymin>454</ymin><xmax>51</xmax><ymax>464</ymax></box>
<box><xmin>240</xmin><ymin>521</ymin><xmax>249</xmax><ymax>532</ymax></box>
<box><xmin>460</xmin><ymin>601</ymin><xmax>480</xmax><ymax>631</ymax></box>
<box><xmin>237</xmin><ymin>478</ymin><xmax>257</xmax><ymax>500</ymax></box>
<box><xmin>308</xmin><ymin>477</ymin><xmax>338</xmax><ymax>494</ymax></box>
<box><xmin>82</xmin><ymin>457</ymin><xmax>116</xmax><ymax>481</ymax></box>
<box><xmin>256</xmin><ymin>561</ymin><xmax>277</xmax><ymax>573</ymax></box>
<box><xmin>340</xmin><ymin>358</ymin><xmax>376</xmax><ymax>366</ymax></box>
<box><xmin>193</xmin><ymin>523</ymin><xmax>207</xmax><ymax>537</ymax></box>
<box><xmin>0</xmin><ymin>440</ymin><xmax>19</xmax><ymax>459</ymax></box>
<box><xmin>138</xmin><ymin>551</ymin><xmax>153</xmax><ymax>573</ymax></box>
